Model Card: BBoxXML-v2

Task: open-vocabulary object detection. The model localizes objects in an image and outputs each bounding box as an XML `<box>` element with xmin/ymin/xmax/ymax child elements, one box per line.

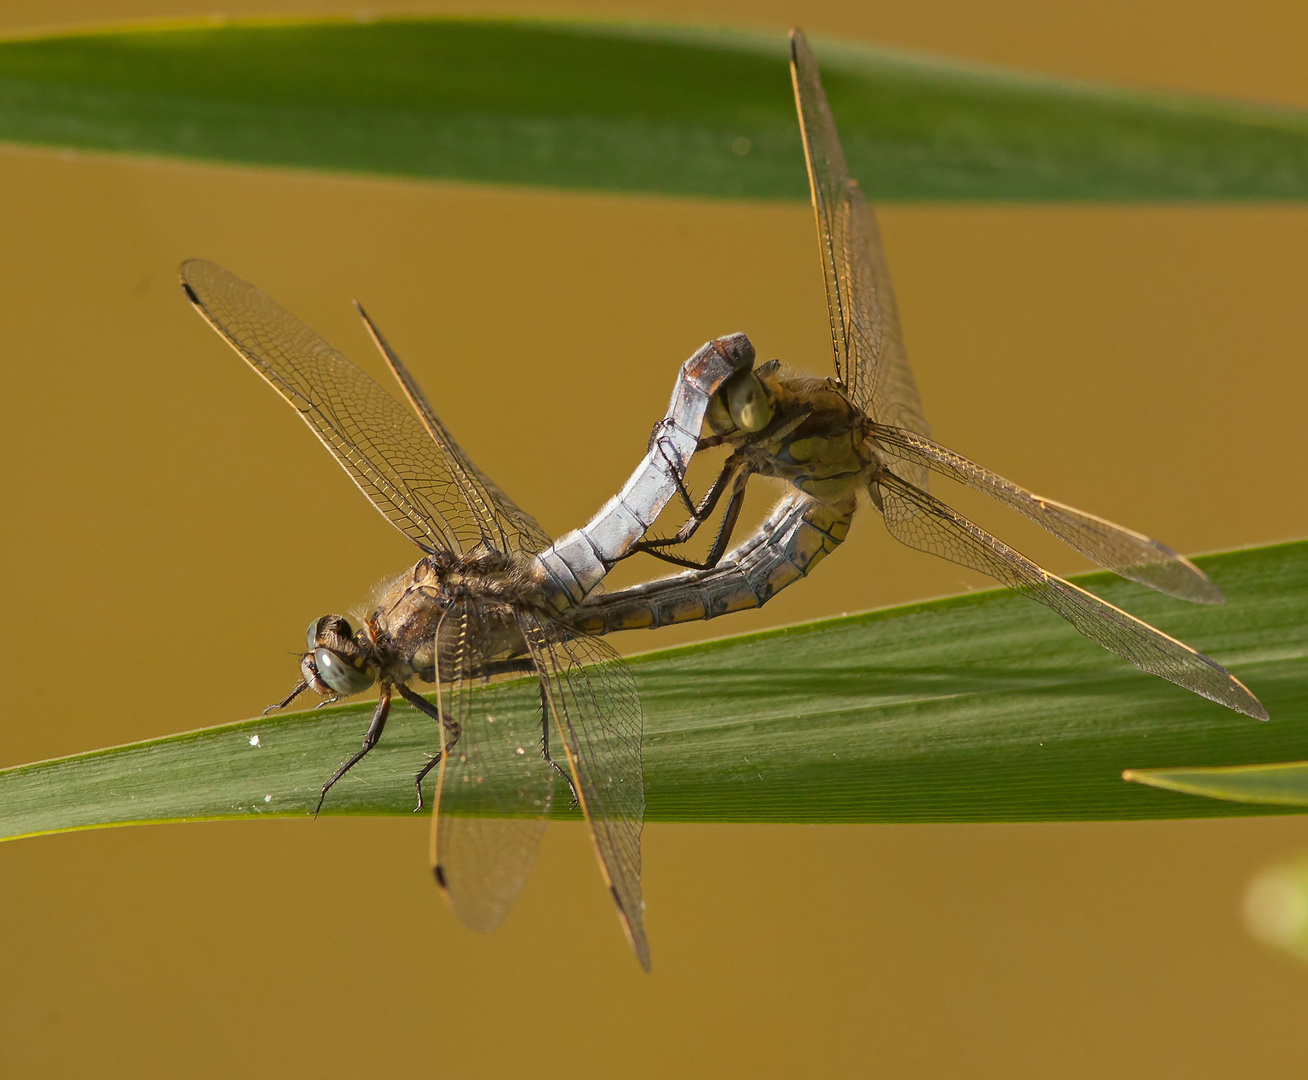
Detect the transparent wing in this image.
<box><xmin>430</xmin><ymin>601</ymin><xmax>557</xmax><ymax>933</ymax></box>
<box><xmin>520</xmin><ymin>613</ymin><xmax>649</xmax><ymax>971</ymax></box>
<box><xmin>356</xmin><ymin>303</ymin><xmax>551</xmax><ymax>556</ymax></box>
<box><xmin>181</xmin><ymin>259</ymin><xmax>514</xmax><ymax>557</ymax></box>
<box><xmin>870</xmin><ymin>424</ymin><xmax>1223</xmax><ymax>604</ymax></box>
<box><xmin>789</xmin><ymin>28</ymin><xmax>931</xmax><ymax>476</ymax></box>
<box><xmin>870</xmin><ymin>471</ymin><xmax>1265</xmax><ymax>719</ymax></box>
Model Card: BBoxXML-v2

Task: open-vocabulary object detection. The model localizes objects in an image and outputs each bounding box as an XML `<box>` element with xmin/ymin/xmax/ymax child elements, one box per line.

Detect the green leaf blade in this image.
<box><xmin>3</xmin><ymin>539</ymin><xmax>1304</xmax><ymax>841</ymax></box>
<box><xmin>1</xmin><ymin>17</ymin><xmax>1306</xmax><ymax>199</ymax></box>
<box><xmin>1125</xmin><ymin>761</ymin><xmax>1308</xmax><ymax>805</ymax></box>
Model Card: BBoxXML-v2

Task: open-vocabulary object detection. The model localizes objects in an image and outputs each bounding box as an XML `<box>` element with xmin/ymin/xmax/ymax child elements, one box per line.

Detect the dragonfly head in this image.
<box><xmin>301</xmin><ymin>615</ymin><xmax>377</xmax><ymax>697</ymax></box>
<box><xmin>706</xmin><ymin>365</ymin><xmax>776</xmax><ymax>436</ymax></box>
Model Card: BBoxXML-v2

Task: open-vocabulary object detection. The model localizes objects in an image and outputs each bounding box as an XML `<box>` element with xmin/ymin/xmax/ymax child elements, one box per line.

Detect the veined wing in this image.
<box><xmin>870</xmin><ymin>424</ymin><xmax>1223</xmax><ymax>604</ymax></box>
<box><xmin>520</xmin><ymin>613</ymin><xmax>649</xmax><ymax>971</ymax></box>
<box><xmin>181</xmin><ymin>259</ymin><xmax>513</xmax><ymax>557</ymax></box>
<box><xmin>789</xmin><ymin>29</ymin><xmax>931</xmax><ymax>468</ymax></box>
<box><xmin>430</xmin><ymin>601</ymin><xmax>557</xmax><ymax>933</ymax></box>
<box><xmin>356</xmin><ymin>303</ymin><xmax>550</xmax><ymax>556</ymax></box>
<box><xmin>870</xmin><ymin>471</ymin><xmax>1265</xmax><ymax>718</ymax></box>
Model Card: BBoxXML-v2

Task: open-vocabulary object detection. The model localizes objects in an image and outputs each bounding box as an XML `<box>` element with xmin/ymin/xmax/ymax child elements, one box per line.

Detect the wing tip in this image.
<box><xmin>177</xmin><ymin>259</ymin><xmax>209</xmax><ymax>305</ymax></box>
<box><xmin>788</xmin><ymin>27</ymin><xmax>807</xmax><ymax>67</ymax></box>
<box><xmin>610</xmin><ymin>884</ymin><xmax>652</xmax><ymax>972</ymax></box>
<box><xmin>1212</xmin><ymin>672</ymin><xmax>1268</xmax><ymax>721</ymax></box>
<box><xmin>1242</xmin><ymin>695</ymin><xmax>1271</xmax><ymax>722</ymax></box>
<box><xmin>1165</xmin><ymin>550</ymin><xmax>1226</xmax><ymax>605</ymax></box>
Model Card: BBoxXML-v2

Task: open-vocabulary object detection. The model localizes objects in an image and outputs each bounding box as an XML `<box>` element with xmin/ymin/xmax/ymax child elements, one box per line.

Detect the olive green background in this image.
<box><xmin>1</xmin><ymin>1</ymin><xmax>1307</xmax><ymax>1076</ymax></box>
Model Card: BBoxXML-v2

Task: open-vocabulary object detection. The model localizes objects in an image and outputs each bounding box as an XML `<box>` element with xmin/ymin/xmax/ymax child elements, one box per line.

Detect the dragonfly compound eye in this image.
<box><xmin>704</xmin><ymin>391</ymin><xmax>735</xmax><ymax>435</ymax></box>
<box><xmin>724</xmin><ymin>370</ymin><xmax>773</xmax><ymax>433</ymax></box>
<box><xmin>306</xmin><ymin>614</ymin><xmax>355</xmax><ymax>650</ymax></box>
<box><xmin>312</xmin><ymin>647</ymin><xmax>375</xmax><ymax>696</ymax></box>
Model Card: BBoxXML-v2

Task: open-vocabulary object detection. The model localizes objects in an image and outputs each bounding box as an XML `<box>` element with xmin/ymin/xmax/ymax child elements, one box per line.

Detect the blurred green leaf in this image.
<box><xmin>1125</xmin><ymin>760</ymin><xmax>1308</xmax><ymax>804</ymax></box>
<box><xmin>1244</xmin><ymin>856</ymin><xmax>1308</xmax><ymax>962</ymax></box>
<box><xmin>0</xmin><ymin>17</ymin><xmax>1306</xmax><ymax>199</ymax></box>
<box><xmin>2</xmin><ymin>539</ymin><xmax>1304</xmax><ymax>841</ymax></box>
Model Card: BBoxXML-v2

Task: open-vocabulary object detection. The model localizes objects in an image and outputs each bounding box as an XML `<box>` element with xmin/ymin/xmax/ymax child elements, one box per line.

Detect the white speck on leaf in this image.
<box><xmin>249</xmin><ymin>735</ymin><xmax>261</xmax><ymax>748</ymax></box>
<box><xmin>264</xmin><ymin>794</ymin><xmax>272</xmax><ymax>803</ymax></box>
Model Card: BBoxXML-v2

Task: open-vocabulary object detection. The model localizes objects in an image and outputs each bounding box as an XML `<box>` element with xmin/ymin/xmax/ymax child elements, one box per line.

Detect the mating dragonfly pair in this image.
<box><xmin>182</xmin><ymin>31</ymin><xmax>1264</xmax><ymax>972</ymax></box>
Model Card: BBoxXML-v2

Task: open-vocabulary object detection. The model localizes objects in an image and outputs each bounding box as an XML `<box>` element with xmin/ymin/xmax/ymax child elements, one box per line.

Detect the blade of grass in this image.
<box><xmin>1</xmin><ymin>539</ymin><xmax>1304</xmax><ymax>840</ymax></box>
<box><xmin>1125</xmin><ymin>761</ymin><xmax>1308</xmax><ymax>805</ymax></box>
<box><xmin>0</xmin><ymin>17</ymin><xmax>1306</xmax><ymax>199</ymax></box>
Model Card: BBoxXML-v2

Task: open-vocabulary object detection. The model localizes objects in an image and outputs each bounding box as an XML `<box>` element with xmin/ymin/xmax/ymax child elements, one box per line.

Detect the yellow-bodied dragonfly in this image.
<box><xmin>572</xmin><ymin>29</ymin><xmax>1265</xmax><ymax>722</ymax></box>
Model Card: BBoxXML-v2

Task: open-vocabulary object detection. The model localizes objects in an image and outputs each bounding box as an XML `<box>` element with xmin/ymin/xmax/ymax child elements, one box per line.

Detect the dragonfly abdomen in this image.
<box><xmin>568</xmin><ymin>491</ymin><xmax>854</xmax><ymax>634</ymax></box>
<box><xmin>531</xmin><ymin>333</ymin><xmax>757</xmax><ymax>612</ymax></box>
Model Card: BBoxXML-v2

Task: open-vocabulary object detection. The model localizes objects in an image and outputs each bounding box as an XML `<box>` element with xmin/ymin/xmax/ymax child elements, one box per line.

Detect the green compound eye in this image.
<box><xmin>724</xmin><ymin>370</ymin><xmax>773</xmax><ymax>433</ymax></box>
<box><xmin>704</xmin><ymin>390</ymin><xmax>735</xmax><ymax>435</ymax></box>
<box><xmin>312</xmin><ymin>647</ymin><xmax>374</xmax><ymax>696</ymax></box>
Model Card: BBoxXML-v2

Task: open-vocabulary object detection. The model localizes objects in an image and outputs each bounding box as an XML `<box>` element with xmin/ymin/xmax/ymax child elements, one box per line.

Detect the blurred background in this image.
<box><xmin>1</xmin><ymin>0</ymin><xmax>1306</xmax><ymax>1076</ymax></box>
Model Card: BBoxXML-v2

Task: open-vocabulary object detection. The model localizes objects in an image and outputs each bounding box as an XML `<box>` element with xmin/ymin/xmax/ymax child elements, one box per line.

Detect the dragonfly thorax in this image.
<box><xmin>721</xmin><ymin>371</ymin><xmax>875</xmax><ymax>505</ymax></box>
<box><xmin>366</xmin><ymin>551</ymin><xmax>544</xmax><ymax>686</ymax></box>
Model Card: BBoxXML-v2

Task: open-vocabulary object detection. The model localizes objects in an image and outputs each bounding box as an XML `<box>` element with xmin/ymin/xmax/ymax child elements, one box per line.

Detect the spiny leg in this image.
<box><xmin>651</xmin><ymin>431</ymin><xmax>699</xmax><ymax>519</ymax></box>
<box><xmin>314</xmin><ymin>685</ymin><xmax>391</xmax><ymax>816</ymax></box>
<box><xmin>395</xmin><ymin>682</ymin><xmax>462</xmax><ymax>812</ymax></box>
<box><xmin>538</xmin><ymin>677</ymin><xmax>579</xmax><ymax>807</ymax></box>
<box><xmin>635</xmin><ymin>450</ymin><xmax>738</xmax><ymax>551</ymax></box>
<box><xmin>634</xmin><ymin>460</ymin><xmax>751</xmax><ymax>570</ymax></box>
<box><xmin>263</xmin><ymin>678</ymin><xmax>309</xmax><ymax>716</ymax></box>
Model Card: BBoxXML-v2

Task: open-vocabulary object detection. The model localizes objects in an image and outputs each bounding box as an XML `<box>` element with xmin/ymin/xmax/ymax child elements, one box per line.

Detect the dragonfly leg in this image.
<box><xmin>635</xmin><ymin>455</ymin><xmax>738</xmax><ymax>550</ymax></box>
<box><xmin>262</xmin><ymin>678</ymin><xmax>309</xmax><ymax>715</ymax></box>
<box><xmin>634</xmin><ymin>461</ymin><xmax>751</xmax><ymax>570</ymax></box>
<box><xmin>314</xmin><ymin>685</ymin><xmax>391</xmax><ymax>817</ymax></box>
<box><xmin>538</xmin><ymin>677</ymin><xmax>579</xmax><ymax>807</ymax></box>
<box><xmin>649</xmin><ymin>432</ymin><xmax>698</xmax><ymax>517</ymax></box>
<box><xmin>395</xmin><ymin>683</ymin><xmax>462</xmax><ymax>811</ymax></box>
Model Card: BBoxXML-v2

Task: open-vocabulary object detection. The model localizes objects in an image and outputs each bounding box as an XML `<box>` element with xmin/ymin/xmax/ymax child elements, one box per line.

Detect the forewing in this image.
<box><xmin>430</xmin><ymin>602</ymin><xmax>557</xmax><ymax>933</ymax></box>
<box><xmin>870</xmin><ymin>424</ymin><xmax>1223</xmax><ymax>604</ymax></box>
<box><xmin>181</xmin><ymin>259</ymin><xmax>499</xmax><ymax>556</ymax></box>
<box><xmin>870</xmin><ymin>471</ymin><xmax>1265</xmax><ymax>719</ymax></box>
<box><xmin>520</xmin><ymin>614</ymin><xmax>649</xmax><ymax>971</ymax></box>
<box><xmin>789</xmin><ymin>29</ymin><xmax>930</xmax><ymax>471</ymax></box>
<box><xmin>356</xmin><ymin>303</ymin><xmax>551</xmax><ymax>556</ymax></box>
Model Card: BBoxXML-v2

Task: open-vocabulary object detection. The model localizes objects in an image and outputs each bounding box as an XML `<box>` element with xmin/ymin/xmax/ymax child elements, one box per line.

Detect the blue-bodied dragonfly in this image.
<box><xmin>182</xmin><ymin>258</ymin><xmax>755</xmax><ymax>971</ymax></box>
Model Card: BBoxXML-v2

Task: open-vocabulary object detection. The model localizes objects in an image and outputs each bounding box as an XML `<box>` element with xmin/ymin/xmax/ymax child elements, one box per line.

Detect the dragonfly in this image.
<box><xmin>181</xmin><ymin>258</ymin><xmax>756</xmax><ymax>971</ymax></box>
<box><xmin>569</xmin><ymin>28</ymin><xmax>1266</xmax><ymax>721</ymax></box>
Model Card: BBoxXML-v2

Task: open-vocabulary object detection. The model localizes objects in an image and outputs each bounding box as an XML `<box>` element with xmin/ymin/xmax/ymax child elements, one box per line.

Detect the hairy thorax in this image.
<box><xmin>365</xmin><ymin>549</ymin><xmax>543</xmax><ymax>684</ymax></box>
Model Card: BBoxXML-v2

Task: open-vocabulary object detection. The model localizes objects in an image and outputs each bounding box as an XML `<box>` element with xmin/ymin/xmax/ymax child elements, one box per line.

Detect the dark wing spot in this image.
<box><xmin>433</xmin><ymin>865</ymin><xmax>447</xmax><ymax>889</ymax></box>
<box><xmin>181</xmin><ymin>281</ymin><xmax>200</xmax><ymax>305</ymax></box>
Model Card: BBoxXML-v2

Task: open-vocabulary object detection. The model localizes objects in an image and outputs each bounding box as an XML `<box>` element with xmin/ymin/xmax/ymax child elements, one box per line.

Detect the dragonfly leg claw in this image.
<box><xmin>652</xmin><ymin>435</ymin><xmax>694</xmax><ymax>515</ymax></box>
<box><xmin>263</xmin><ymin>678</ymin><xmax>310</xmax><ymax>715</ymax></box>
<box><xmin>536</xmin><ymin>678</ymin><xmax>580</xmax><ymax>807</ymax></box>
<box><xmin>412</xmin><ymin>753</ymin><xmax>440</xmax><ymax>812</ymax></box>
<box><xmin>544</xmin><ymin>753</ymin><xmax>580</xmax><ymax>809</ymax></box>
<box><xmin>394</xmin><ymin>682</ymin><xmax>462</xmax><ymax>811</ymax></box>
